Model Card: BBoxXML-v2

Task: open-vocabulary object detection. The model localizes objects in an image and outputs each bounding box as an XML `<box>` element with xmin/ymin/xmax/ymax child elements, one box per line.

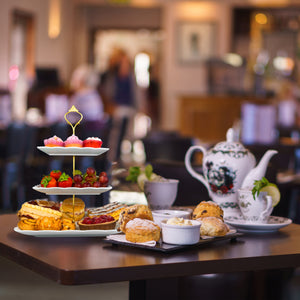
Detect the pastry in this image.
<box><xmin>36</xmin><ymin>216</ymin><xmax>62</xmax><ymax>230</ymax></box>
<box><xmin>64</xmin><ymin>135</ymin><xmax>83</xmax><ymax>147</ymax></box>
<box><xmin>199</xmin><ymin>217</ymin><xmax>230</xmax><ymax>237</ymax></box>
<box><xmin>28</xmin><ymin>199</ymin><xmax>60</xmax><ymax>210</ymax></box>
<box><xmin>118</xmin><ymin>204</ymin><xmax>153</xmax><ymax>233</ymax></box>
<box><xmin>18</xmin><ymin>201</ymin><xmax>62</xmax><ymax>220</ymax></box>
<box><xmin>18</xmin><ymin>218</ymin><xmax>37</xmax><ymax>230</ymax></box>
<box><xmin>87</xmin><ymin>202</ymin><xmax>127</xmax><ymax>220</ymax></box>
<box><xmin>60</xmin><ymin>198</ymin><xmax>85</xmax><ymax>221</ymax></box>
<box><xmin>62</xmin><ymin>218</ymin><xmax>76</xmax><ymax>230</ymax></box>
<box><xmin>83</xmin><ymin>137</ymin><xmax>103</xmax><ymax>148</ymax></box>
<box><xmin>78</xmin><ymin>215</ymin><xmax>116</xmax><ymax>230</ymax></box>
<box><xmin>44</xmin><ymin>135</ymin><xmax>64</xmax><ymax>147</ymax></box>
<box><xmin>192</xmin><ymin>201</ymin><xmax>224</xmax><ymax>220</ymax></box>
<box><xmin>125</xmin><ymin>218</ymin><xmax>161</xmax><ymax>243</ymax></box>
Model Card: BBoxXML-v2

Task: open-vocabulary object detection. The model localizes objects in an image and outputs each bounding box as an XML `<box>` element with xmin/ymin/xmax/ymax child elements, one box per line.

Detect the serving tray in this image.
<box><xmin>14</xmin><ymin>227</ymin><xmax>118</xmax><ymax>237</ymax></box>
<box><xmin>103</xmin><ymin>230</ymin><xmax>242</xmax><ymax>253</ymax></box>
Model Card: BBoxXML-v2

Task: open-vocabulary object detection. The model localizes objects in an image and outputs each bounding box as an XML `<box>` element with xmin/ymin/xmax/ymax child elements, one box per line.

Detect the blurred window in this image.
<box><xmin>134</xmin><ymin>53</ymin><xmax>150</xmax><ymax>88</ymax></box>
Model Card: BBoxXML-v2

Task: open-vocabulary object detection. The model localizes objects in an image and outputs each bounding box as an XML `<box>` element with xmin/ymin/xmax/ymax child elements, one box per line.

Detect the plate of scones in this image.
<box><xmin>104</xmin><ymin>201</ymin><xmax>240</xmax><ymax>253</ymax></box>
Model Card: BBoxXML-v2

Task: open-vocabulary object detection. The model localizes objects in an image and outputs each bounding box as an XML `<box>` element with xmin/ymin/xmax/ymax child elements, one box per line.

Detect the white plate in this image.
<box><xmin>14</xmin><ymin>227</ymin><xmax>118</xmax><ymax>237</ymax></box>
<box><xmin>33</xmin><ymin>185</ymin><xmax>112</xmax><ymax>195</ymax></box>
<box><xmin>37</xmin><ymin>146</ymin><xmax>109</xmax><ymax>156</ymax></box>
<box><xmin>224</xmin><ymin>216</ymin><xmax>292</xmax><ymax>233</ymax></box>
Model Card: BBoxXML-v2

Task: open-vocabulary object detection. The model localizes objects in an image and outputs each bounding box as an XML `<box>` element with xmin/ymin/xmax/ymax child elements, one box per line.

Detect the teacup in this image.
<box><xmin>144</xmin><ymin>179</ymin><xmax>179</xmax><ymax>210</ymax></box>
<box><xmin>238</xmin><ymin>189</ymin><xmax>273</xmax><ymax>223</ymax></box>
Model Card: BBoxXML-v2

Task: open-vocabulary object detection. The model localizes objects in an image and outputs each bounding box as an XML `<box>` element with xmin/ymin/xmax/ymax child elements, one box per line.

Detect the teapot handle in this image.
<box><xmin>184</xmin><ymin>146</ymin><xmax>211</xmax><ymax>196</ymax></box>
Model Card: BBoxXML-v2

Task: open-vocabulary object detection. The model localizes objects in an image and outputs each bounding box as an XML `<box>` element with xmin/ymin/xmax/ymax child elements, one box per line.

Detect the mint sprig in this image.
<box><xmin>252</xmin><ymin>177</ymin><xmax>269</xmax><ymax>200</ymax></box>
<box><xmin>126</xmin><ymin>166</ymin><xmax>141</xmax><ymax>183</ymax></box>
<box><xmin>144</xmin><ymin>164</ymin><xmax>153</xmax><ymax>180</ymax></box>
<box><xmin>125</xmin><ymin>164</ymin><xmax>153</xmax><ymax>183</ymax></box>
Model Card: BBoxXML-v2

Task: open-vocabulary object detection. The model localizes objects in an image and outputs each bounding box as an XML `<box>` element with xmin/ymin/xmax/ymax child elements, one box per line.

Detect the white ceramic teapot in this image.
<box><xmin>184</xmin><ymin>128</ymin><xmax>277</xmax><ymax>218</ymax></box>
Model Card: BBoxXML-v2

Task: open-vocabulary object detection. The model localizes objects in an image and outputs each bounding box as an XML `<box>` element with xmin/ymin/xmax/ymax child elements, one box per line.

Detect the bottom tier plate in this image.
<box><xmin>14</xmin><ymin>227</ymin><xmax>118</xmax><ymax>237</ymax></box>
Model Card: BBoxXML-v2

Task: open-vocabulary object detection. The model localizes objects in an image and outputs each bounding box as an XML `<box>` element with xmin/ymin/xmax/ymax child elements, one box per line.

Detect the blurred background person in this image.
<box><xmin>100</xmin><ymin>49</ymin><xmax>138</xmax><ymax>141</ymax></box>
<box><xmin>70</xmin><ymin>64</ymin><xmax>104</xmax><ymax>122</ymax></box>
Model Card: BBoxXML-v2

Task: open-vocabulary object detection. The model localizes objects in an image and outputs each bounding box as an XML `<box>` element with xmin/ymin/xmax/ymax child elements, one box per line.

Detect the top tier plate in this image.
<box><xmin>37</xmin><ymin>146</ymin><xmax>109</xmax><ymax>156</ymax></box>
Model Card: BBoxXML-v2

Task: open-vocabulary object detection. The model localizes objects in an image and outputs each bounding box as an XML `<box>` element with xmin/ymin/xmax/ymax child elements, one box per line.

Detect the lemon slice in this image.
<box><xmin>137</xmin><ymin>173</ymin><xmax>148</xmax><ymax>191</ymax></box>
<box><xmin>260</xmin><ymin>184</ymin><xmax>281</xmax><ymax>207</ymax></box>
<box><xmin>137</xmin><ymin>173</ymin><xmax>163</xmax><ymax>191</ymax></box>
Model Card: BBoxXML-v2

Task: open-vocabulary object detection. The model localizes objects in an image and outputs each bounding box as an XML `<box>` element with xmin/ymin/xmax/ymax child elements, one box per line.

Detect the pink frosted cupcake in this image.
<box><xmin>44</xmin><ymin>135</ymin><xmax>64</xmax><ymax>147</ymax></box>
<box><xmin>64</xmin><ymin>135</ymin><xmax>83</xmax><ymax>147</ymax></box>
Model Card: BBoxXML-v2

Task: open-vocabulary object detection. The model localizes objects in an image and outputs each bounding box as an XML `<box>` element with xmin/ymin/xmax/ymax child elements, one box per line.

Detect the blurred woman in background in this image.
<box><xmin>70</xmin><ymin>64</ymin><xmax>104</xmax><ymax>122</ymax></box>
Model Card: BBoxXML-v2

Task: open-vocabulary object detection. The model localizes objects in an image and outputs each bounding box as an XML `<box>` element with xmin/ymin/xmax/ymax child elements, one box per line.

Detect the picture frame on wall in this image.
<box><xmin>177</xmin><ymin>22</ymin><xmax>217</xmax><ymax>63</ymax></box>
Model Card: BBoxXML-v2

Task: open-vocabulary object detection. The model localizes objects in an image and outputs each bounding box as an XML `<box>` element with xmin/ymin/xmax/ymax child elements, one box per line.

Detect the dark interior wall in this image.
<box><xmin>85</xmin><ymin>5</ymin><xmax>162</xmax><ymax>29</ymax></box>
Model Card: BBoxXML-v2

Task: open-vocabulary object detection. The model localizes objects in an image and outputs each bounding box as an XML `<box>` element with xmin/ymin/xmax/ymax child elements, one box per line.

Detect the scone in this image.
<box><xmin>200</xmin><ymin>217</ymin><xmax>229</xmax><ymax>237</ymax></box>
<box><xmin>118</xmin><ymin>205</ymin><xmax>153</xmax><ymax>233</ymax></box>
<box><xmin>125</xmin><ymin>218</ymin><xmax>161</xmax><ymax>243</ymax></box>
<box><xmin>192</xmin><ymin>201</ymin><xmax>224</xmax><ymax>220</ymax></box>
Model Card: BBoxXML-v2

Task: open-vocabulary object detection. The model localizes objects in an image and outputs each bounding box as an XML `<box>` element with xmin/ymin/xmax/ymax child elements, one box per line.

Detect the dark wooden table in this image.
<box><xmin>1</xmin><ymin>214</ymin><xmax>300</xmax><ymax>299</ymax></box>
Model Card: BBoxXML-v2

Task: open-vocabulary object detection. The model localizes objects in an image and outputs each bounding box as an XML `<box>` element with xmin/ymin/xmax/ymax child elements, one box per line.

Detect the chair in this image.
<box><xmin>114</xmin><ymin>116</ymin><xmax>128</xmax><ymax>162</ymax></box>
<box><xmin>1</xmin><ymin>123</ymin><xmax>35</xmax><ymax>211</ymax></box>
<box><xmin>142</xmin><ymin>131</ymin><xmax>194</xmax><ymax>163</ymax></box>
<box><xmin>105</xmin><ymin>116</ymin><xmax>129</xmax><ymax>164</ymax></box>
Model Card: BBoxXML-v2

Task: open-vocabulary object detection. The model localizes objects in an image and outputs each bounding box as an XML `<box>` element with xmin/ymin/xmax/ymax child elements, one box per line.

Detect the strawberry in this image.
<box><xmin>58</xmin><ymin>172</ymin><xmax>73</xmax><ymax>188</ymax></box>
<box><xmin>41</xmin><ymin>176</ymin><xmax>57</xmax><ymax>188</ymax></box>
<box><xmin>50</xmin><ymin>170</ymin><xmax>62</xmax><ymax>180</ymax></box>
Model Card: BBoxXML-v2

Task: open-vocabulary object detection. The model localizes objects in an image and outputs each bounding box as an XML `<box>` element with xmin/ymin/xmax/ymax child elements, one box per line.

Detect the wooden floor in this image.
<box><xmin>0</xmin><ymin>256</ymin><xmax>128</xmax><ymax>300</ymax></box>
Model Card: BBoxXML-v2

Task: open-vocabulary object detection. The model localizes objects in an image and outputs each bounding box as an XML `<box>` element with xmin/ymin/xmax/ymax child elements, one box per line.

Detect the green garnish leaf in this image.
<box><xmin>126</xmin><ymin>166</ymin><xmax>141</xmax><ymax>183</ymax></box>
<box><xmin>252</xmin><ymin>177</ymin><xmax>269</xmax><ymax>200</ymax></box>
<box><xmin>145</xmin><ymin>164</ymin><xmax>153</xmax><ymax>180</ymax></box>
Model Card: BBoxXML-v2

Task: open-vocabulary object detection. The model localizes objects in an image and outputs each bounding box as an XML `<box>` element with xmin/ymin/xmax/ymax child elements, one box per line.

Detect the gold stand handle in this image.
<box><xmin>63</xmin><ymin>105</ymin><xmax>84</xmax><ymax>222</ymax></box>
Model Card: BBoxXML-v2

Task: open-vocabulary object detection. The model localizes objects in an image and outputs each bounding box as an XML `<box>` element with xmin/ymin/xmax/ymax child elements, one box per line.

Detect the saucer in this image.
<box><xmin>224</xmin><ymin>216</ymin><xmax>292</xmax><ymax>233</ymax></box>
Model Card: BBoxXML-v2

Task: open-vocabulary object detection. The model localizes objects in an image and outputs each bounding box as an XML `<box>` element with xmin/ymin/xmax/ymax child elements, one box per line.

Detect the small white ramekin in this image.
<box><xmin>152</xmin><ymin>209</ymin><xmax>191</xmax><ymax>227</ymax></box>
<box><xmin>161</xmin><ymin>219</ymin><xmax>201</xmax><ymax>245</ymax></box>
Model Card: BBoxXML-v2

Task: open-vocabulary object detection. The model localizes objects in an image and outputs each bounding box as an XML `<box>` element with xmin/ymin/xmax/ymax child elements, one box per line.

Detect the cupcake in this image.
<box><xmin>44</xmin><ymin>135</ymin><xmax>64</xmax><ymax>147</ymax></box>
<box><xmin>64</xmin><ymin>135</ymin><xmax>83</xmax><ymax>147</ymax></box>
<box><xmin>83</xmin><ymin>137</ymin><xmax>103</xmax><ymax>148</ymax></box>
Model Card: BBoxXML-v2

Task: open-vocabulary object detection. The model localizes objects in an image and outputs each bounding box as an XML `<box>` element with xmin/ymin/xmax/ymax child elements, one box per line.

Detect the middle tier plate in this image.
<box><xmin>33</xmin><ymin>185</ymin><xmax>112</xmax><ymax>195</ymax></box>
<box><xmin>37</xmin><ymin>146</ymin><xmax>109</xmax><ymax>156</ymax></box>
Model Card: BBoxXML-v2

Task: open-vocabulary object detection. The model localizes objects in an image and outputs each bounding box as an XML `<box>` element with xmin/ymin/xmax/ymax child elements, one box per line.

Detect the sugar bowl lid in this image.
<box><xmin>213</xmin><ymin>128</ymin><xmax>247</xmax><ymax>152</ymax></box>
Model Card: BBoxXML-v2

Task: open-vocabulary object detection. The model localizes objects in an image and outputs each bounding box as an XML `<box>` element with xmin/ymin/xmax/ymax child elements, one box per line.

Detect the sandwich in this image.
<box><xmin>60</xmin><ymin>197</ymin><xmax>85</xmax><ymax>221</ymax></box>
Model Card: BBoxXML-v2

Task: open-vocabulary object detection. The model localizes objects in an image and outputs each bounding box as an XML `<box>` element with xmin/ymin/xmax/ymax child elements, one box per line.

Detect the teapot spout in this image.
<box><xmin>241</xmin><ymin>149</ymin><xmax>278</xmax><ymax>189</ymax></box>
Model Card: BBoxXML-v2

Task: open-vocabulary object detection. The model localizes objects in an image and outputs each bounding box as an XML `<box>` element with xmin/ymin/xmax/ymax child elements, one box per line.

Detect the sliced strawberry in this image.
<box><xmin>50</xmin><ymin>170</ymin><xmax>62</xmax><ymax>180</ymax></box>
<box><xmin>41</xmin><ymin>176</ymin><xmax>57</xmax><ymax>188</ymax></box>
<box><xmin>58</xmin><ymin>172</ymin><xmax>73</xmax><ymax>188</ymax></box>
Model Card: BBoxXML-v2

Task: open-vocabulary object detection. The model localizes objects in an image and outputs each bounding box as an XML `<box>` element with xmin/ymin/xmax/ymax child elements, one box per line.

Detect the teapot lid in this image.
<box><xmin>213</xmin><ymin>128</ymin><xmax>247</xmax><ymax>152</ymax></box>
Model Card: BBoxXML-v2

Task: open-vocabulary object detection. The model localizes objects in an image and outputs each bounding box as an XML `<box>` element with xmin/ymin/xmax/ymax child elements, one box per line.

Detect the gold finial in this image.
<box><xmin>64</xmin><ymin>105</ymin><xmax>83</xmax><ymax>135</ymax></box>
